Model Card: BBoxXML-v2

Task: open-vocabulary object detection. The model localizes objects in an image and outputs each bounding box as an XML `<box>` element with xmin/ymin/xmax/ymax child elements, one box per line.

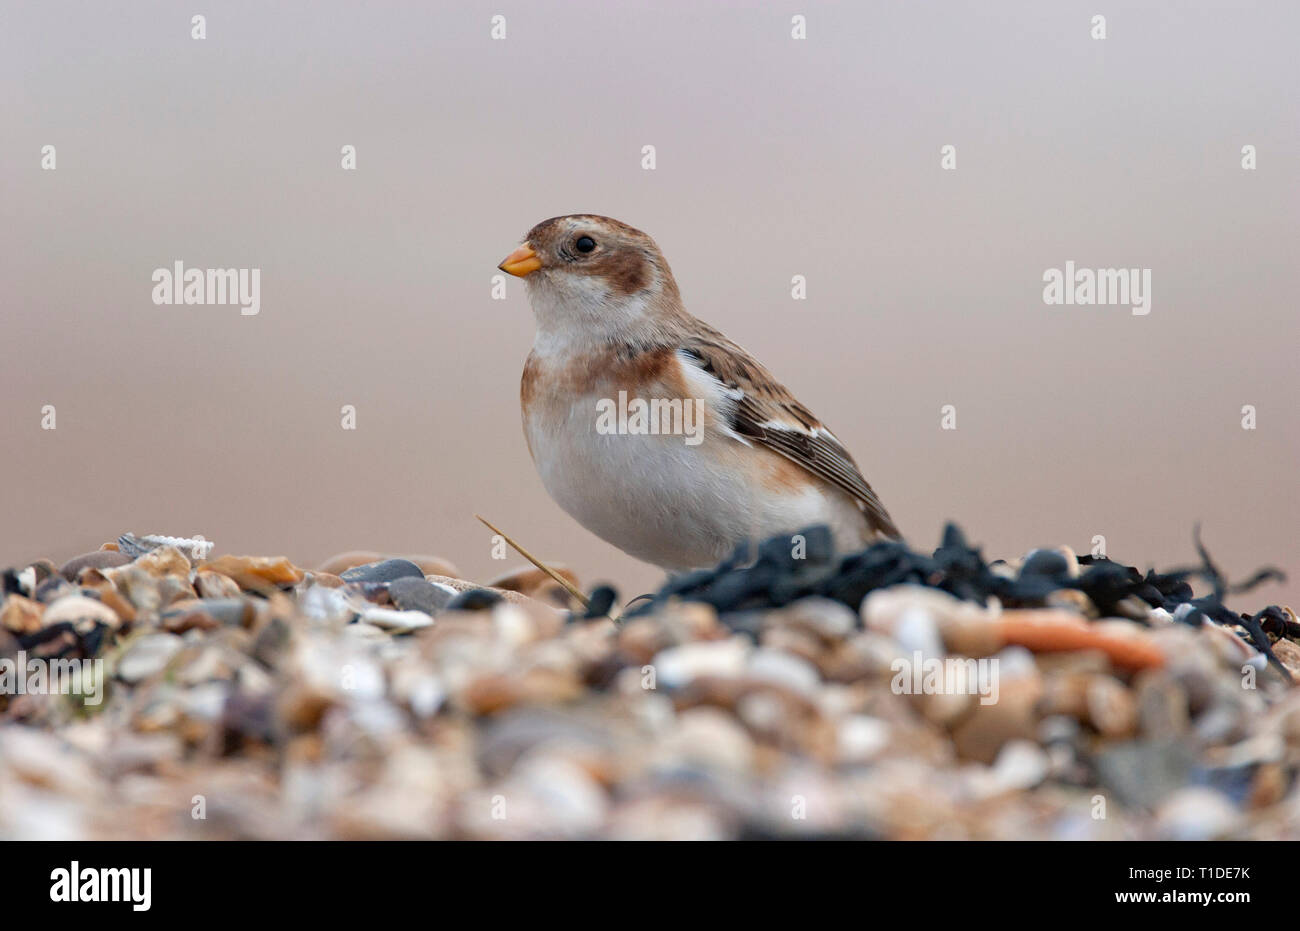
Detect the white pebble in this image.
<box><xmin>747</xmin><ymin>648</ymin><xmax>821</xmax><ymax>695</ymax></box>
<box><xmin>1155</xmin><ymin>788</ymin><xmax>1239</xmax><ymax>840</ymax></box>
<box><xmin>837</xmin><ymin>715</ymin><xmax>890</xmax><ymax>764</ymax></box>
<box><xmin>894</xmin><ymin>606</ymin><xmax>944</xmax><ymax>658</ymax></box>
<box><xmin>652</xmin><ymin>637</ymin><xmax>750</xmax><ymax>689</ymax></box>
<box><xmin>361</xmin><ymin>607</ymin><xmax>434</xmax><ymax>631</ymax></box>
<box><xmin>990</xmin><ymin>740</ymin><xmax>1049</xmax><ymax>791</ymax></box>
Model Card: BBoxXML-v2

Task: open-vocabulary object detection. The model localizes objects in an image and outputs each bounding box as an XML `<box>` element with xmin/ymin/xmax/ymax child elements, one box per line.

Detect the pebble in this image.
<box><xmin>43</xmin><ymin>594</ymin><xmax>120</xmax><ymax>631</ymax></box>
<box><xmin>360</xmin><ymin>607</ymin><xmax>435</xmax><ymax>631</ymax></box>
<box><xmin>116</xmin><ymin>633</ymin><xmax>184</xmax><ymax>683</ymax></box>
<box><xmin>0</xmin><ymin>594</ymin><xmax>43</xmax><ymax>634</ymax></box>
<box><xmin>390</xmin><ymin>666</ymin><xmax>445</xmax><ymax>719</ymax></box>
<box><xmin>194</xmin><ymin>569</ymin><xmax>243</xmax><ymax>599</ymax></box>
<box><xmin>513</xmin><ymin>753</ymin><xmax>609</xmax><ymax>836</ymax></box>
<box><xmin>33</xmin><ymin>575</ymin><xmax>73</xmax><ymax>604</ymax></box>
<box><xmin>664</xmin><ymin>707</ymin><xmax>755</xmax><ymax>773</ymax></box>
<box><xmin>862</xmin><ymin>585</ymin><xmax>969</xmax><ymax>635</ymax></box>
<box><xmin>989</xmin><ymin>739</ymin><xmax>1050</xmax><ymax>792</ymax></box>
<box><xmin>1020</xmin><ymin>548</ymin><xmax>1070</xmax><ymax>578</ymax></box>
<box><xmin>893</xmin><ymin>606</ymin><xmax>944</xmax><ymax>658</ymax></box>
<box><xmin>652</xmin><ymin>638</ymin><xmax>750</xmax><ymax>689</ymax></box>
<box><xmin>1193</xmin><ymin>704</ymin><xmax>1245</xmax><ymax>745</ymax></box>
<box><xmin>446</xmin><ymin>588</ymin><xmax>504</xmax><ymax>611</ymax></box>
<box><xmin>746</xmin><ymin>647</ymin><xmax>821</xmax><ymax>696</ymax></box>
<box><xmin>339</xmin><ymin>559</ymin><xmax>425</xmax><ymax>584</ymax></box>
<box><xmin>423</xmin><ymin>574</ymin><xmax>519</xmax><ymax>602</ymax></box>
<box><xmin>458</xmin><ymin>668</ymin><xmax>583</xmax><ymax>715</ymax></box>
<box><xmin>836</xmin><ymin>715</ymin><xmax>890</xmax><ymax>764</ymax></box>
<box><xmin>1094</xmin><ymin>741</ymin><xmax>1197</xmax><ymax>811</ymax></box>
<box><xmin>161</xmin><ymin>597</ymin><xmax>254</xmax><ymax>632</ymax></box>
<box><xmin>778</xmin><ymin>597</ymin><xmax>858</xmax><ymax>640</ymax></box>
<box><xmin>1047</xmin><ymin>588</ymin><xmax>1095</xmax><ymax>616</ymax></box>
<box><xmin>487</xmin><ymin>564</ymin><xmax>580</xmax><ymax>598</ymax></box>
<box><xmin>205</xmin><ymin>555</ymin><xmax>304</xmax><ymax>590</ymax></box>
<box><xmin>387</xmin><ymin>576</ymin><xmax>454</xmax><ymax>615</ymax></box>
<box><xmin>1271</xmin><ymin>639</ymin><xmax>1300</xmax><ymax>679</ymax></box>
<box><xmin>951</xmin><ymin>669</ymin><xmax>1042</xmax><ymax>765</ymax></box>
<box><xmin>477</xmin><ymin>708</ymin><xmax>610</xmax><ymax>777</ymax></box>
<box><xmin>132</xmin><ymin>545</ymin><xmax>192</xmax><ymax>579</ymax></box>
<box><xmin>918</xmin><ymin>689</ymin><xmax>975</xmax><ymax>726</ymax></box>
<box><xmin>60</xmin><ymin>550</ymin><xmax>131</xmax><ymax>581</ymax></box>
<box><xmin>1154</xmin><ymin>787</ymin><xmax>1240</xmax><ymax>840</ymax></box>
<box><xmin>13</xmin><ymin>566</ymin><xmax>37</xmax><ymax>597</ymax></box>
<box><xmin>294</xmin><ymin>584</ymin><xmax>351</xmax><ymax>624</ymax></box>
<box><xmin>318</xmin><ymin>551</ymin><xmax>460</xmax><ymax>579</ymax></box>
<box><xmin>1134</xmin><ymin>671</ymin><xmax>1189</xmax><ymax>738</ymax></box>
<box><xmin>1085</xmin><ymin>675</ymin><xmax>1138</xmax><ymax>738</ymax></box>
<box><xmin>27</xmin><ymin>559</ymin><xmax>60</xmax><ymax>584</ymax></box>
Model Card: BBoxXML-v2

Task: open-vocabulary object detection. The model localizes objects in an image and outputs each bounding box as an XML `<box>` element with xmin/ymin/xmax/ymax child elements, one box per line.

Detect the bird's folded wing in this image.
<box><xmin>678</xmin><ymin>330</ymin><xmax>900</xmax><ymax>539</ymax></box>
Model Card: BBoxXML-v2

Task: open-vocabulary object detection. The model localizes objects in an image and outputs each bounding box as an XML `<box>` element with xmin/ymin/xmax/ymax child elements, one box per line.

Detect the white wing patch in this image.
<box><xmin>676</xmin><ymin>348</ymin><xmax>752</xmax><ymax>446</ymax></box>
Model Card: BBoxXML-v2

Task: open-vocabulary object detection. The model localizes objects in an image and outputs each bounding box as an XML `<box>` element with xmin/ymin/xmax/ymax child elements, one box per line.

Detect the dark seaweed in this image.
<box><xmin>614</xmin><ymin>523</ymin><xmax>1289</xmax><ymax>678</ymax></box>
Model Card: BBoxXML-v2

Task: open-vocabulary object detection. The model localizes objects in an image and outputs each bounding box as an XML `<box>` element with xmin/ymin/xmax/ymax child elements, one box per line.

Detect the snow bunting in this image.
<box><xmin>499</xmin><ymin>214</ymin><xmax>900</xmax><ymax>572</ymax></box>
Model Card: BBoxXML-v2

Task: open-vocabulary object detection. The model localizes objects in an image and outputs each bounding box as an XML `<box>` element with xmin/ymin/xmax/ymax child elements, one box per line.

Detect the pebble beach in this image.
<box><xmin>2</xmin><ymin>528</ymin><xmax>1297</xmax><ymax>840</ymax></box>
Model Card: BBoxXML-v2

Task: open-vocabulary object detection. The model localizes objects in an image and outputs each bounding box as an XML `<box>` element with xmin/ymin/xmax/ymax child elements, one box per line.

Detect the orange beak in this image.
<box><xmin>498</xmin><ymin>244</ymin><xmax>542</xmax><ymax>277</ymax></box>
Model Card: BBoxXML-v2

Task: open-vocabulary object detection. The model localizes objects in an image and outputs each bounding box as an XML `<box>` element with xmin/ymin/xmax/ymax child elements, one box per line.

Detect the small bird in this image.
<box><xmin>499</xmin><ymin>215</ymin><xmax>899</xmax><ymax>573</ymax></box>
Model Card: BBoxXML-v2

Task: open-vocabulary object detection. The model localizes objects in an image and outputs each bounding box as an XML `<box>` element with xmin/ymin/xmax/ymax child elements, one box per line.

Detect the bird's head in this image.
<box><xmin>498</xmin><ymin>215</ymin><xmax>682</xmax><ymax>347</ymax></box>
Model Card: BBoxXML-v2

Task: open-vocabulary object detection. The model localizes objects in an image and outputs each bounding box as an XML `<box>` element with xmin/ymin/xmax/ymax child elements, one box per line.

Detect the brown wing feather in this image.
<box><xmin>679</xmin><ymin>328</ymin><xmax>901</xmax><ymax>539</ymax></box>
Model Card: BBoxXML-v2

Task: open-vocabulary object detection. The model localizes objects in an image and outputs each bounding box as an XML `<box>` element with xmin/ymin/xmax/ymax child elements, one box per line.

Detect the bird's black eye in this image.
<box><xmin>575</xmin><ymin>236</ymin><xmax>596</xmax><ymax>254</ymax></box>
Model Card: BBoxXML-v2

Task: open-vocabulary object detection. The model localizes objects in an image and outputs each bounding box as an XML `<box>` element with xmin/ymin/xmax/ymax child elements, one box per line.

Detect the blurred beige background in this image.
<box><xmin>2</xmin><ymin>1</ymin><xmax>1296</xmax><ymax>608</ymax></box>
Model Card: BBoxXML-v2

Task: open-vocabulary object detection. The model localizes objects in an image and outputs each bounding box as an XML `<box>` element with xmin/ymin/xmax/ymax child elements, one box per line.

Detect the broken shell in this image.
<box><xmin>205</xmin><ymin>555</ymin><xmax>305</xmax><ymax>590</ymax></box>
<box><xmin>43</xmin><ymin>594</ymin><xmax>120</xmax><ymax>631</ymax></box>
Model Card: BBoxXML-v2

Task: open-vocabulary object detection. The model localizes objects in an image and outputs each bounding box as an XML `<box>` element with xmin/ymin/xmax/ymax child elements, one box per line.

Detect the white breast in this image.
<box><xmin>523</xmin><ymin>352</ymin><xmax>866</xmax><ymax>572</ymax></box>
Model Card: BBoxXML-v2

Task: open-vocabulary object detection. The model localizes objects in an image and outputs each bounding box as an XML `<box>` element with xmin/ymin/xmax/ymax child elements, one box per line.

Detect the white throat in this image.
<box><xmin>526</xmin><ymin>272</ymin><xmax>658</xmax><ymax>360</ymax></box>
